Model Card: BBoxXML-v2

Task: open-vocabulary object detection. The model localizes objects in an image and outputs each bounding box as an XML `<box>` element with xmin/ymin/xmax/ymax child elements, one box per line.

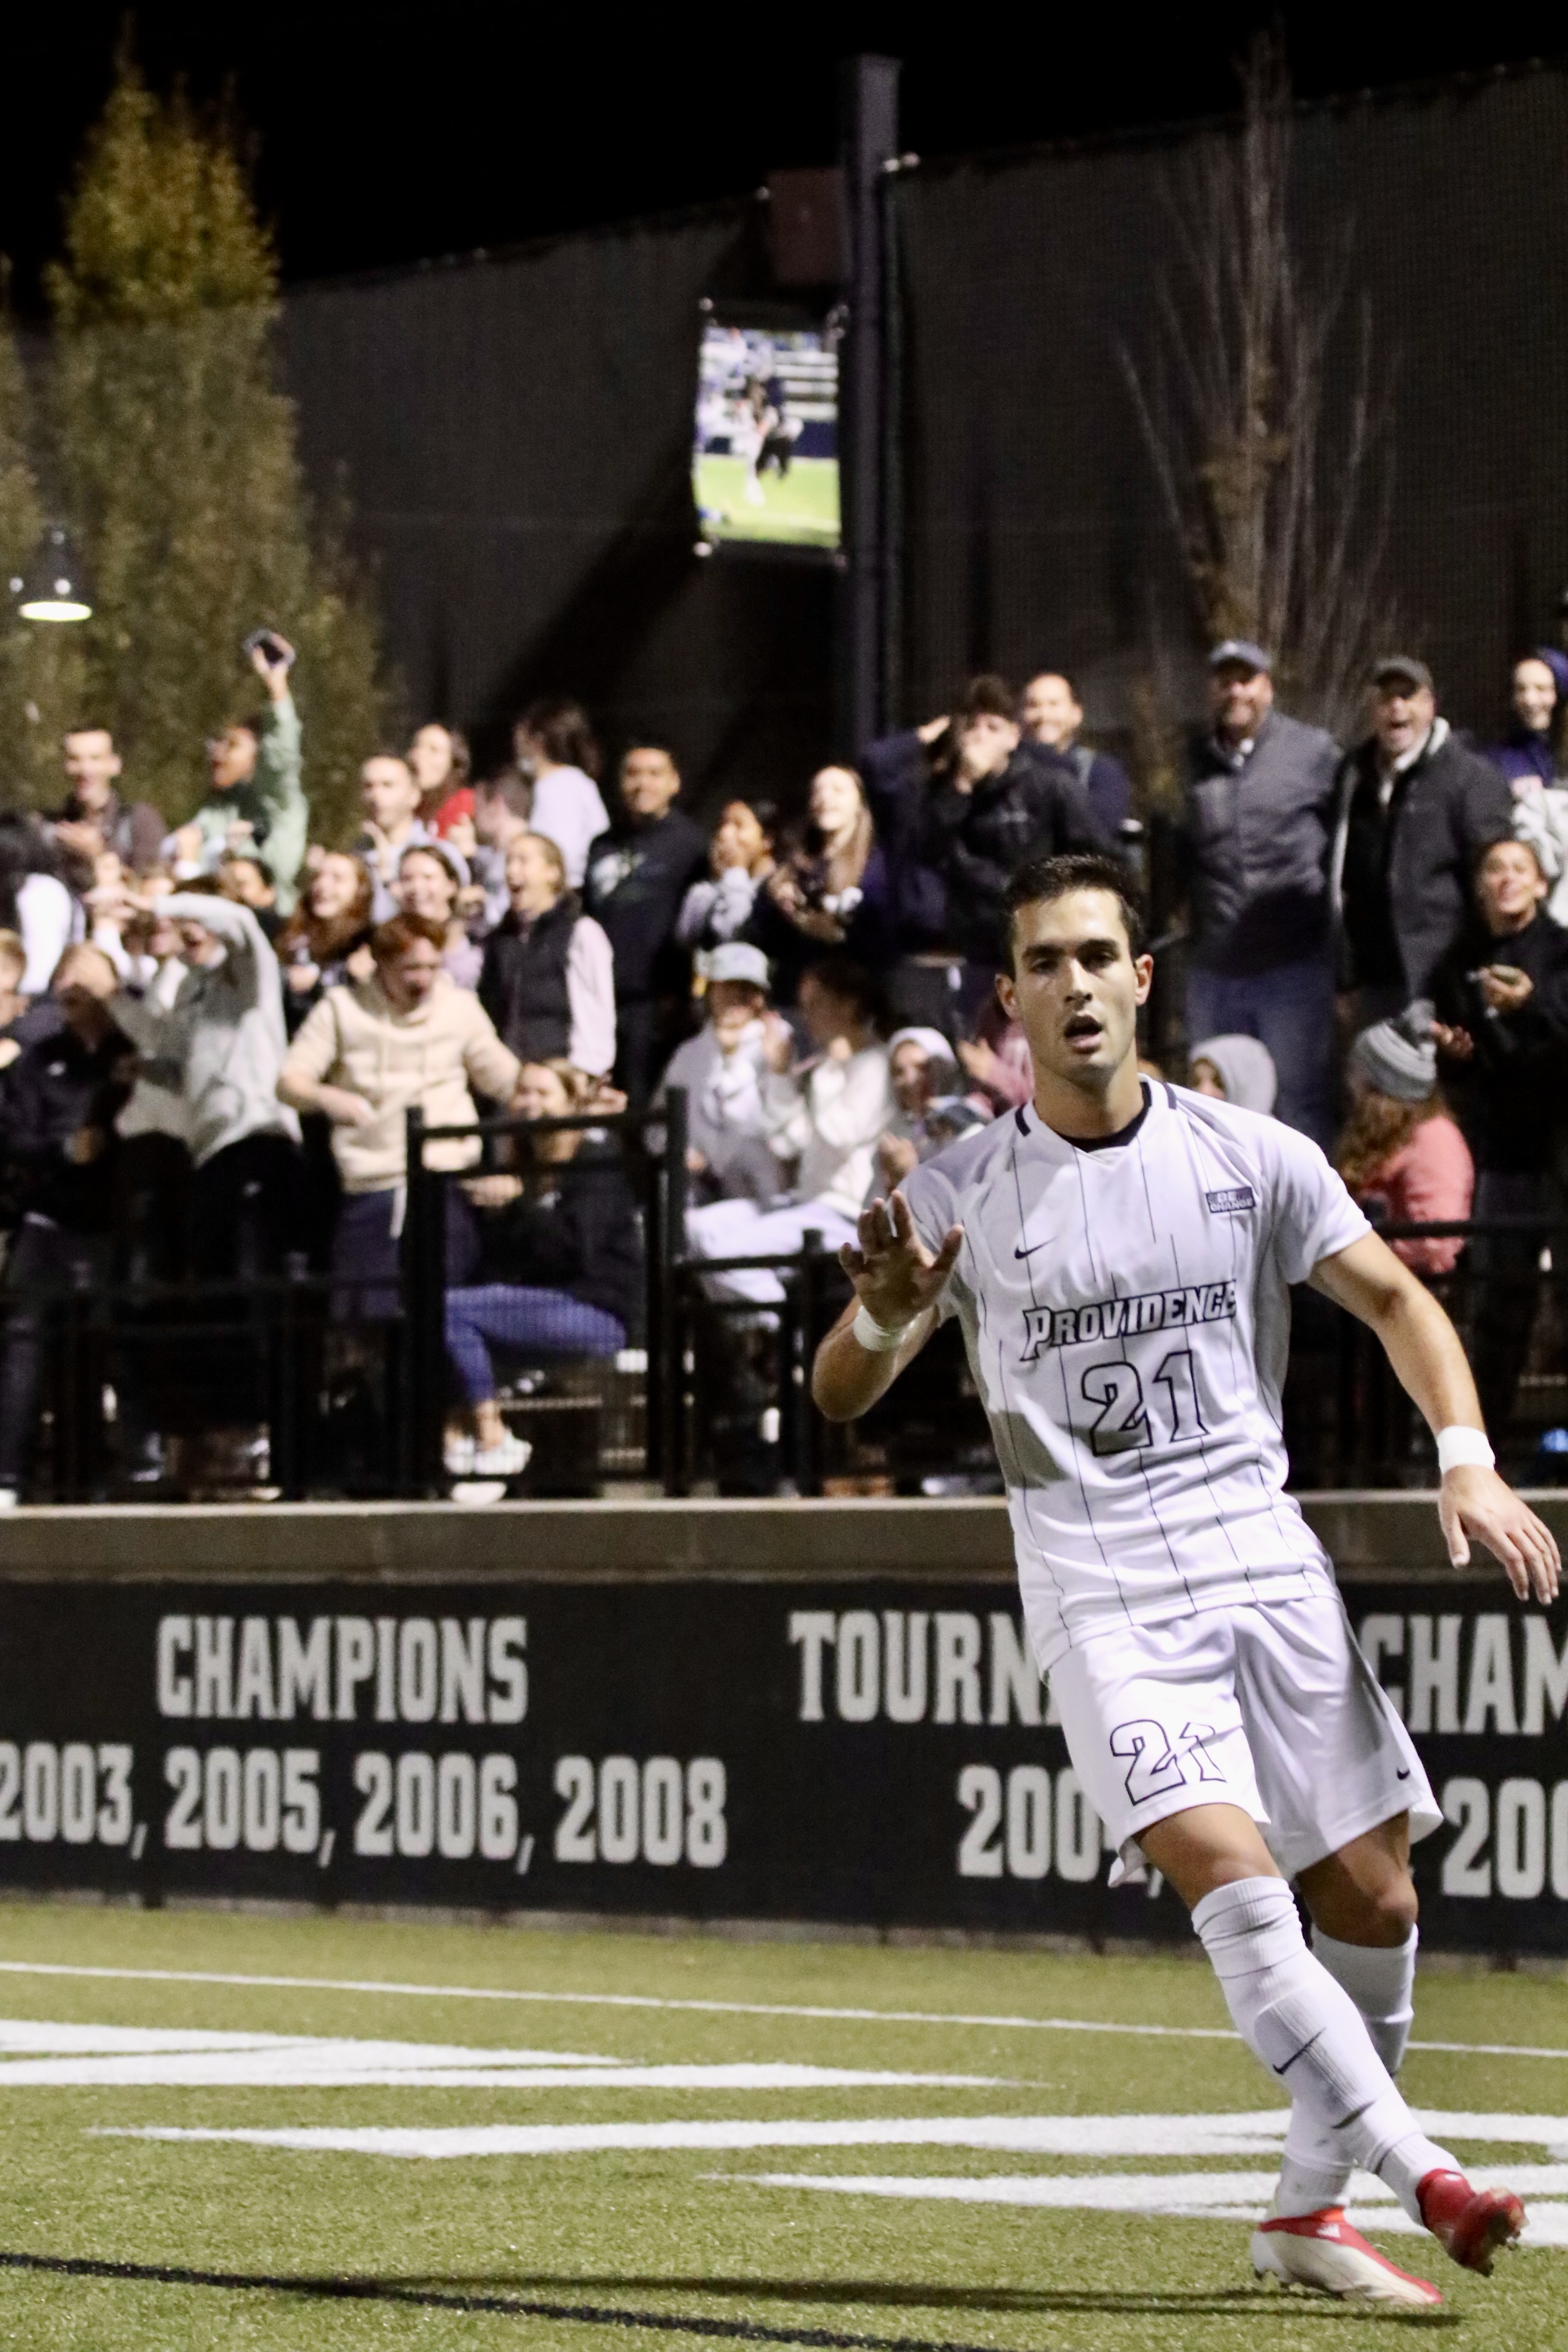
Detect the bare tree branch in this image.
<box><xmin>1120</xmin><ymin>29</ymin><xmax>1398</xmax><ymax>736</ymax></box>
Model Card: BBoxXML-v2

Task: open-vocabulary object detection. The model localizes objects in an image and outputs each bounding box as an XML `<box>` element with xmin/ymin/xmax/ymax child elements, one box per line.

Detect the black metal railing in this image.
<box><xmin>6</xmin><ymin>1128</ymin><xmax>1566</xmax><ymax>1501</ymax></box>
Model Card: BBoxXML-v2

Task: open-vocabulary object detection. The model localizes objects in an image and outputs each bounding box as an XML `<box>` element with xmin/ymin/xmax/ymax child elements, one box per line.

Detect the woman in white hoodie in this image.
<box><xmin>112</xmin><ymin>887</ymin><xmax>300</xmax><ymax>1280</ymax></box>
<box><xmin>654</xmin><ymin>941</ymin><xmax>781</xmax><ymax>1205</ymax></box>
<box><xmin>278</xmin><ymin>912</ymin><xmax>521</xmax><ymax>1317</ymax></box>
<box><xmin>684</xmin><ymin>952</ymin><xmax>893</xmax><ymax>1304</ymax></box>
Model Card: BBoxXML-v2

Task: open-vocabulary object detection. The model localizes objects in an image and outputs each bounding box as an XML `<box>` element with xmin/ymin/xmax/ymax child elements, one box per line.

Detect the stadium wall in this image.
<box><xmin>0</xmin><ymin>1498</ymin><xmax>1562</xmax><ymax>1958</ymax></box>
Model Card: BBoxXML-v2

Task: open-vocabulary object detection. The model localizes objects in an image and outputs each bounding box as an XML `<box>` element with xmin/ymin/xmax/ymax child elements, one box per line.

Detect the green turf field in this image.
<box><xmin>0</xmin><ymin>1900</ymin><xmax>1561</xmax><ymax>2347</ymax></box>
<box><xmin>694</xmin><ymin>456</ymin><xmax>839</xmax><ymax>547</ymax></box>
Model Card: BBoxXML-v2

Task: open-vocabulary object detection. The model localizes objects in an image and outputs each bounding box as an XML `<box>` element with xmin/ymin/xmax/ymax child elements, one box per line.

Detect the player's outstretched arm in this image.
<box><xmin>811</xmin><ymin>1192</ymin><xmax>963</xmax><ymax>1422</ymax></box>
<box><xmin>1310</xmin><ymin>1231</ymin><xmax>1560</xmax><ymax>1603</ymax></box>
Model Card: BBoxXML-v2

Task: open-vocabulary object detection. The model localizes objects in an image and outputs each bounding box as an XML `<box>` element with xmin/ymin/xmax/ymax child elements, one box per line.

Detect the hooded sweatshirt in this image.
<box><xmin>178</xmin><ymin>693</ymin><xmax>308</xmax><ymax>914</ymax></box>
<box><xmin>1188</xmin><ymin>1032</ymin><xmax>1279</xmax><ymax>1115</ymax></box>
<box><xmin>279</xmin><ymin>972</ymin><xmax>520</xmax><ymax>1192</ymax></box>
<box><xmin>111</xmin><ymin>893</ymin><xmax>299</xmax><ymax>1168</ymax></box>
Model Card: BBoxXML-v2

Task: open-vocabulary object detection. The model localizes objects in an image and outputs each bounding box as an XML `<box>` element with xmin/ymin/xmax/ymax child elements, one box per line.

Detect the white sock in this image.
<box><xmin>1193</xmin><ymin>1878</ymin><xmax>1451</xmax><ymax>2225</ymax></box>
<box><xmin>1275</xmin><ymin>1926</ymin><xmax>1419</xmax><ymax>2217</ymax></box>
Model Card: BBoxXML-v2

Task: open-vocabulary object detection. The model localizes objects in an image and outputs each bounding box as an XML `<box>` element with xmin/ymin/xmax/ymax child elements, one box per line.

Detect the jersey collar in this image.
<box><xmin>1015</xmin><ymin>1078</ymin><xmax>1155</xmax><ymax>1153</ymax></box>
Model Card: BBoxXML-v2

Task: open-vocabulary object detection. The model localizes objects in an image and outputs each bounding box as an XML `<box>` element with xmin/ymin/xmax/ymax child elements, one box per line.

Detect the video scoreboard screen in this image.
<box><xmin>692</xmin><ymin>309</ymin><xmax>841</xmax><ymax>556</ymax></box>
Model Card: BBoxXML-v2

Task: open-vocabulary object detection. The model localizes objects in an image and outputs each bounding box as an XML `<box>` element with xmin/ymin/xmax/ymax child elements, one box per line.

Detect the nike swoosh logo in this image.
<box><xmin>1014</xmin><ymin>1241</ymin><xmax>1052</xmax><ymax>1259</ymax></box>
<box><xmin>1396</xmin><ymin>1767</ymin><xmax>1411</xmax><ymax>1780</ymax></box>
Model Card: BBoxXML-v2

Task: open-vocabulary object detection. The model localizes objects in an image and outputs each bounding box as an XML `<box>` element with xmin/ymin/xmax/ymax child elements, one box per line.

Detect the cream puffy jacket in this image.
<box><xmin>279</xmin><ymin>975</ymin><xmax>521</xmax><ymax>1192</ymax></box>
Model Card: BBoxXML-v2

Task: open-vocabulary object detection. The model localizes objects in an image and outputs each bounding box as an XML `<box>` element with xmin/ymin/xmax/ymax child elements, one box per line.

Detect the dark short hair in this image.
<box><xmin>620</xmin><ymin>739</ymin><xmax>680</xmax><ymax>772</ymax></box>
<box><xmin>1471</xmin><ymin>833</ymin><xmax>1542</xmax><ymax>881</ymax></box>
<box><xmin>799</xmin><ymin>952</ymin><xmax>890</xmax><ymax>1037</ymax></box>
<box><xmin>63</xmin><ymin>721</ymin><xmax>115</xmax><ymax>742</ymax></box>
<box><xmin>476</xmin><ymin>765</ymin><xmax>533</xmax><ymax>821</ymax></box>
<box><xmin>720</xmin><ymin>796</ymin><xmax>779</xmax><ymax>840</ymax></box>
<box><xmin>1003</xmin><ymin>852</ymin><xmax>1145</xmax><ymax>965</ymax></box>
<box><xmin>956</xmin><ymin>673</ymin><xmax>1016</xmax><ymax>725</ymax></box>
<box><xmin>514</xmin><ymin>698</ymin><xmax>600</xmax><ymax>781</ymax></box>
<box><xmin>371</xmin><ymin>912</ymin><xmax>447</xmax><ymax>962</ymax></box>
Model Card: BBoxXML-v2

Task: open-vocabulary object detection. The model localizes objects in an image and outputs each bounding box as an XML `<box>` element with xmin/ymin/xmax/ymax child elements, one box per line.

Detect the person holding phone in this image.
<box><xmin>169</xmin><ymin>631</ymin><xmax>308</xmax><ymax>914</ymax></box>
<box><xmin>1431</xmin><ymin>835</ymin><xmax>1568</xmax><ymax>1442</ymax></box>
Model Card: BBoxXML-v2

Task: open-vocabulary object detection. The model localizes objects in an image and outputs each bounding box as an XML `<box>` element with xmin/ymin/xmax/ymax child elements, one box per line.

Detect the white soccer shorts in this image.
<box><xmin>1046</xmin><ymin>1591</ymin><xmax>1440</xmax><ymax>1886</ymax></box>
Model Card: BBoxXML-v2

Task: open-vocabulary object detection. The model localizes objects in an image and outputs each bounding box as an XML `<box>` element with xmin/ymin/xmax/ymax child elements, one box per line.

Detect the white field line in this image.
<box><xmin>0</xmin><ymin>1960</ymin><xmax>1562</xmax><ymax>2061</ymax></box>
<box><xmin>736</xmin><ymin>2162</ymin><xmax>1568</xmax><ymax>2205</ymax></box>
<box><xmin>0</xmin><ymin>2020</ymin><xmax>997</xmax><ymax>2092</ymax></box>
<box><xmin>91</xmin><ymin>2108</ymin><xmax>1568</xmax><ymax>2161</ymax></box>
<box><xmin>730</xmin><ymin>2170</ymin><xmax>1568</xmax><ymax>2249</ymax></box>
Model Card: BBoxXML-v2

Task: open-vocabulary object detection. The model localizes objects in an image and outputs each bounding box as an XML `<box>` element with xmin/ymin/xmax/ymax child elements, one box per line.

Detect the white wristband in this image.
<box><xmin>853</xmin><ymin>1304</ymin><xmax>914</xmax><ymax>1354</ymax></box>
<box><xmin>1436</xmin><ymin>1425</ymin><xmax>1494</xmax><ymax>1475</ymax></box>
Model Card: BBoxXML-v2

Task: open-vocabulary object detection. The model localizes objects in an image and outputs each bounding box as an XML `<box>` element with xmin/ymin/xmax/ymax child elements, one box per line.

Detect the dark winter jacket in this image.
<box><xmin>920</xmin><ymin>749</ymin><xmax>1111</xmax><ymax>962</ymax></box>
<box><xmin>475</xmin><ymin>1141</ymin><xmax>643</xmax><ymax>1336</ymax></box>
<box><xmin>858</xmin><ymin>731</ymin><xmax>954</xmax><ymax>948</ymax></box>
<box><xmin>583</xmin><ymin>809</ymin><xmax>708</xmax><ymax>1003</ymax></box>
<box><xmin>0</xmin><ymin>1021</ymin><xmax>132</xmax><ymax>1232</ymax></box>
<box><xmin>862</xmin><ymin>732</ymin><xmax>1110</xmax><ymax>965</ymax></box>
<box><xmin>743</xmin><ymin>843</ymin><xmax>896</xmax><ymax>1004</ymax></box>
<box><xmin>1049</xmin><ymin>741</ymin><xmax>1133</xmax><ymax>834</ymax></box>
<box><xmin>1182</xmin><ymin>710</ymin><xmax>1340</xmax><ymax>973</ymax></box>
<box><xmin>478</xmin><ymin>900</ymin><xmax>578</xmax><ymax>1063</ymax></box>
<box><xmin>1483</xmin><ymin>730</ymin><xmax>1556</xmax><ymax>789</ymax></box>
<box><xmin>1331</xmin><ymin>721</ymin><xmax>1515</xmax><ymax>999</ymax></box>
<box><xmin>1431</xmin><ymin>912</ymin><xmax>1568</xmax><ymax>1177</ymax></box>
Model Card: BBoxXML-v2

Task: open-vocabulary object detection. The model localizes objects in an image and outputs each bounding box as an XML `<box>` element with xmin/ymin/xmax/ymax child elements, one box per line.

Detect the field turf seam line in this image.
<box><xmin>0</xmin><ymin>1962</ymin><xmax>1563</xmax><ymax>2059</ymax></box>
<box><xmin>0</xmin><ymin>2249</ymin><xmax>1081</xmax><ymax>2351</ymax></box>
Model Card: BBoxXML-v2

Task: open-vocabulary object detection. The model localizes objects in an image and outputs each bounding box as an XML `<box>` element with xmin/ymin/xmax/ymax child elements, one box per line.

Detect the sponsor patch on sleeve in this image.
<box><xmin>1205</xmin><ymin>1186</ymin><xmax>1256</xmax><ymax>1215</ymax></box>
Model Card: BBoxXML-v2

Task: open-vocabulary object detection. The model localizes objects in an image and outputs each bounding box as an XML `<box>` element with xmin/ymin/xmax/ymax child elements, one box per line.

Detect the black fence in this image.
<box><xmin>5</xmin><ymin>1097</ymin><xmax>1564</xmax><ymax>1504</ymax></box>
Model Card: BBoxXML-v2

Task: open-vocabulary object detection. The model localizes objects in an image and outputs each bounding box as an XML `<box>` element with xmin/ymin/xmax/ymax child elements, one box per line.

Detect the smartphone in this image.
<box><xmin>243</xmin><ymin>628</ymin><xmax>294</xmax><ymax>669</ymax></box>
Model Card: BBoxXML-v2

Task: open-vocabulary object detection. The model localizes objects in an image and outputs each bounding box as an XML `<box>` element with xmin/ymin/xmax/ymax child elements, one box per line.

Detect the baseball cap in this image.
<box><xmin>1208</xmin><ymin>639</ymin><xmax>1271</xmax><ymax>674</ymax></box>
<box><xmin>1371</xmin><ymin>655</ymin><xmax>1433</xmax><ymax>694</ymax></box>
<box><xmin>698</xmin><ymin>942</ymin><xmax>770</xmax><ymax>990</ymax></box>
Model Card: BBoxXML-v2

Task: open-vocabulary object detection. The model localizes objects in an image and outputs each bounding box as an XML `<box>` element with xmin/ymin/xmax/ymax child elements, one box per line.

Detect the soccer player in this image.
<box><xmin>813</xmin><ymin>852</ymin><xmax>1559</xmax><ymax>2308</ymax></box>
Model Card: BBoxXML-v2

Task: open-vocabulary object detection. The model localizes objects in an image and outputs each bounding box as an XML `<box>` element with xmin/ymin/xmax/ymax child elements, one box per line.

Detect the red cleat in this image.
<box><xmin>1417</xmin><ymin>2170</ymin><xmax>1525</xmax><ymax>2275</ymax></box>
<box><xmin>1252</xmin><ymin>2208</ymin><xmax>1442</xmax><ymax>2305</ymax></box>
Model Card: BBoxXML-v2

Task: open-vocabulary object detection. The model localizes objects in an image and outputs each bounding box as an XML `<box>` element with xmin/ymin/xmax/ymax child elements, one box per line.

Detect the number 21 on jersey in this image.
<box><xmin>1079</xmin><ymin>1349</ymin><xmax>1206</xmax><ymax>1456</ymax></box>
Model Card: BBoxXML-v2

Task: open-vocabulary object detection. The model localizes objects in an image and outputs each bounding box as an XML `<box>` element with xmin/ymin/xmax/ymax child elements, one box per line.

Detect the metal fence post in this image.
<box><xmin>400</xmin><ymin>1108</ymin><xmax>446</xmax><ymax>1496</ymax></box>
<box><xmin>797</xmin><ymin>1231</ymin><xmax>825</xmax><ymax>1497</ymax></box>
<box><xmin>273</xmin><ymin>1254</ymin><xmax>308</xmax><ymax>1500</ymax></box>
<box><xmin>642</xmin><ymin>1129</ymin><xmax>666</xmax><ymax>1490</ymax></box>
<box><xmin>661</xmin><ymin>1088</ymin><xmax>689</xmax><ymax>1496</ymax></box>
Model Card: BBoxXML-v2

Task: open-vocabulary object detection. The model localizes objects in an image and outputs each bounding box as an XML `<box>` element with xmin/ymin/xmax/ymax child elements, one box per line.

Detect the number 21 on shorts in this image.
<box><xmin>1110</xmin><ymin>1718</ymin><xmax>1224</xmax><ymax>1804</ymax></box>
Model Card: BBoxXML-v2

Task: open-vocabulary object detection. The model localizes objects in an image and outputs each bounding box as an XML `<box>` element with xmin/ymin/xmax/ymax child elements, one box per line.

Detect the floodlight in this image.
<box><xmin>13</xmin><ymin>525</ymin><xmax>91</xmax><ymax>622</ymax></box>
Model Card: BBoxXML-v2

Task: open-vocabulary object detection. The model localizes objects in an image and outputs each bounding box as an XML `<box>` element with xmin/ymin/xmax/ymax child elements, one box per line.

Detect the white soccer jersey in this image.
<box><xmin>900</xmin><ymin>1082</ymin><xmax>1371</xmax><ymax>1671</ymax></box>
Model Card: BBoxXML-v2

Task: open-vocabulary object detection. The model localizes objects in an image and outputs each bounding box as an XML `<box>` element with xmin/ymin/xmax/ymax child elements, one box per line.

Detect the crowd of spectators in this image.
<box><xmin>0</xmin><ymin>625</ymin><xmax>1563</xmax><ymax>1500</ymax></box>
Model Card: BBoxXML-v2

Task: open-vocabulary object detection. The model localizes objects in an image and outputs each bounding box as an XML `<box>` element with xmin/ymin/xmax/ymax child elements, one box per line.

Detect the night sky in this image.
<box><xmin>1</xmin><ymin>6</ymin><xmax>1563</xmax><ymax>305</ymax></box>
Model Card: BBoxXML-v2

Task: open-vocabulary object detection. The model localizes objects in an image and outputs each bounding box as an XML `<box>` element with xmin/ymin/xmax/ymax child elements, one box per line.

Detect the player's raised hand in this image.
<box><xmin>839</xmin><ymin>1190</ymin><xmax>963</xmax><ymax>1331</ymax></box>
<box><xmin>1440</xmin><ymin>1465</ymin><xmax>1560</xmax><ymax>1603</ymax></box>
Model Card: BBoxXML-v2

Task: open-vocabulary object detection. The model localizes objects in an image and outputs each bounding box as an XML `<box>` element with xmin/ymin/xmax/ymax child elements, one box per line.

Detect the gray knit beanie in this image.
<box><xmin>1349</xmin><ymin>1016</ymin><xmax>1436</xmax><ymax>1104</ymax></box>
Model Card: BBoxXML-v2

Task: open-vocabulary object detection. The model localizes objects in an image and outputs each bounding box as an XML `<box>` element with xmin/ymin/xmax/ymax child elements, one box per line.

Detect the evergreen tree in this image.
<box><xmin>43</xmin><ymin>61</ymin><xmax>386</xmax><ymax>838</ymax></box>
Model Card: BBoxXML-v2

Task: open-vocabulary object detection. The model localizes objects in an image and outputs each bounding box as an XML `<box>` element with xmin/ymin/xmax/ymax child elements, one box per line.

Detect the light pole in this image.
<box><xmin>838</xmin><ymin>54</ymin><xmax>899</xmax><ymax>761</ymax></box>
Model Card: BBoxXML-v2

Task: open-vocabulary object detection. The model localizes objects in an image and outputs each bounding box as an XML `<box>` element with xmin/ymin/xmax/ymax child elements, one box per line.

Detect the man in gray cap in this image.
<box><xmin>1329</xmin><ymin>657</ymin><xmax>1513</xmax><ymax>1029</ymax></box>
<box><xmin>1180</xmin><ymin>639</ymin><xmax>1340</xmax><ymax>1144</ymax></box>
